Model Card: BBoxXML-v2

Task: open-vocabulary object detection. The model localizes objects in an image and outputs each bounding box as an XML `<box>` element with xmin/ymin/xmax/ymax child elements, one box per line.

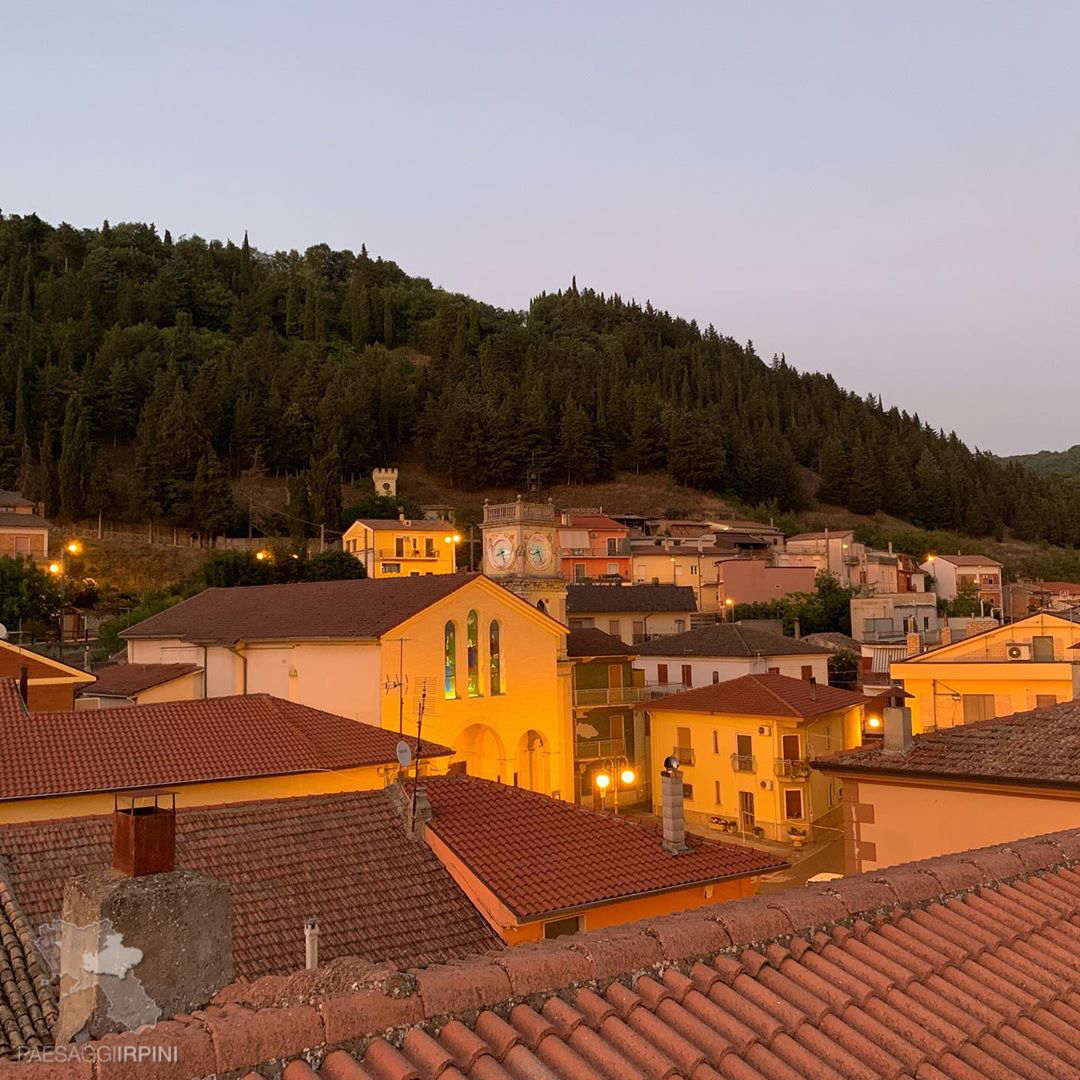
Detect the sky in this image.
<box><xmin>4</xmin><ymin>2</ymin><xmax>1078</xmax><ymax>456</ymax></box>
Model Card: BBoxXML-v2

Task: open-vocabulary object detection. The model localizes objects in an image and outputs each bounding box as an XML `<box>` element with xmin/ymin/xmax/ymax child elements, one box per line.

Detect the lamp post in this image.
<box><xmin>725</xmin><ymin>597</ymin><xmax>735</xmax><ymax>623</ymax></box>
<box><xmin>443</xmin><ymin>532</ymin><xmax>463</xmax><ymax>571</ymax></box>
<box><xmin>593</xmin><ymin>756</ymin><xmax>636</xmax><ymax>814</ymax></box>
<box><xmin>48</xmin><ymin>540</ymin><xmax>83</xmax><ymax>657</ymax></box>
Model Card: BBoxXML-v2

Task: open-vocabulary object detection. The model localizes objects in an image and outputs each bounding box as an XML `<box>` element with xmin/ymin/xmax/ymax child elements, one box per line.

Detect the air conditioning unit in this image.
<box><xmin>759</xmin><ymin>779</ymin><xmax>775</xmax><ymax>791</ymax></box>
<box><xmin>757</xmin><ymin>724</ymin><xmax>772</xmax><ymax>737</ymax></box>
<box><xmin>1005</xmin><ymin>643</ymin><xmax>1032</xmax><ymax>662</ymax></box>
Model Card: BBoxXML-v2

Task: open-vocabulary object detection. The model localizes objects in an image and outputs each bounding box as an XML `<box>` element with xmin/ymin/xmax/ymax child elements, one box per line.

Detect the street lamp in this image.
<box><xmin>594</xmin><ymin>756</ymin><xmax>636</xmax><ymax>813</ymax></box>
<box><xmin>255</xmin><ymin>549</ymin><xmax>270</xmax><ymax>561</ymax></box>
<box><xmin>725</xmin><ymin>597</ymin><xmax>735</xmax><ymax>623</ymax></box>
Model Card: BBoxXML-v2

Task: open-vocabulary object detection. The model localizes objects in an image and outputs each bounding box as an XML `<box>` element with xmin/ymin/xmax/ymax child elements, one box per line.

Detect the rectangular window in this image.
<box><xmin>543</xmin><ymin>915</ymin><xmax>583</xmax><ymax>939</ymax></box>
<box><xmin>690</xmin><ymin>564</ymin><xmax>697</xmax><ymax>576</ymax></box>
<box><xmin>781</xmin><ymin>733</ymin><xmax>801</xmax><ymax>761</ymax></box>
<box><xmin>768</xmin><ymin>666</ymin><xmax>780</xmax><ymax>675</ymax></box>
<box><xmin>607</xmin><ymin>538</ymin><xmax>619</xmax><ymax>556</ymax></box>
<box><xmin>381</xmin><ymin>562</ymin><xmax>401</xmax><ymax>574</ymax></box>
<box><xmin>736</xmin><ymin>733</ymin><xmax>752</xmax><ymax>758</ymax></box>
<box><xmin>608</xmin><ymin>620</ymin><xmax>621</xmax><ymax>637</ymax></box>
<box><xmin>657</xmin><ymin>663</ymin><xmax>668</xmax><ymax>684</ymax></box>
<box><xmin>712</xmin><ymin>670</ymin><xmax>720</xmax><ymax>683</ymax></box>
<box><xmin>425</xmin><ymin>538</ymin><xmax>435</xmax><ymax>558</ymax></box>
<box><xmin>784</xmin><ymin>789</ymin><xmax>805</xmax><ymax>820</ymax></box>
<box><xmin>607</xmin><ymin>562</ymin><xmax>619</xmax><ymax>575</ymax></box>
<box><xmin>1031</xmin><ymin>635</ymin><xmax>1055</xmax><ymax>662</ymax></box>
<box><xmin>632</xmin><ymin>620</ymin><xmax>645</xmax><ymax>641</ymax></box>
<box><xmin>801</xmin><ymin>665</ymin><xmax>813</xmax><ymax>680</ymax></box>
<box><xmin>674</xmin><ymin>619</ymin><xmax>686</xmax><ymax>633</ymax></box>
<box><xmin>962</xmin><ymin>694</ymin><xmax>996</xmax><ymax>724</ymax></box>
<box><xmin>714</xmin><ymin>779</ymin><xmax>722</xmax><ymax>804</ymax></box>
<box><xmin>574</xmin><ymin>563</ymin><xmax>587</xmax><ymax>581</ymax></box>
<box><xmin>681</xmin><ymin>664</ymin><xmax>692</xmax><ymax>687</ymax></box>
<box><xmin>609</xmin><ymin>714</ymin><xmax>624</xmax><ymax>740</ymax></box>
<box><xmin>607</xmin><ymin>664</ymin><xmax>623</xmax><ymax>689</ymax></box>
<box><xmin>682</xmin><ymin>783</ymin><xmax>694</xmax><ymax>800</ymax></box>
<box><xmin>712</xmin><ymin>730</ymin><xmax>719</xmax><ymax>754</ymax></box>
<box><xmin>1036</xmin><ymin>694</ymin><xmax>1058</xmax><ymax>709</ymax></box>
<box><xmin>395</xmin><ymin>537</ymin><xmax>406</xmax><ymax>558</ymax></box>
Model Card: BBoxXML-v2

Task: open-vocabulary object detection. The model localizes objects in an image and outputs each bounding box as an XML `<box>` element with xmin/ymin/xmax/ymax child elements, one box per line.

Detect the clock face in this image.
<box><xmin>527</xmin><ymin>533</ymin><xmax>553</xmax><ymax>570</ymax></box>
<box><xmin>490</xmin><ymin>537</ymin><xmax>514</xmax><ymax>570</ymax></box>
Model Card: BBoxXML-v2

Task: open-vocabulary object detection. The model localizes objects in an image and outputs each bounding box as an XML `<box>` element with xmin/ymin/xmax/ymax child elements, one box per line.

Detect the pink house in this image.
<box><xmin>716</xmin><ymin>559</ymin><xmax>816</xmax><ymax>607</ymax></box>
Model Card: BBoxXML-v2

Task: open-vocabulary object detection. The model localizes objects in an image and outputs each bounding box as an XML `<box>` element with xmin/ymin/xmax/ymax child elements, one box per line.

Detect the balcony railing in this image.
<box><xmin>484</xmin><ymin>501</ymin><xmax>556</xmax><ymax>524</ymax></box>
<box><xmin>574</xmin><ymin>737</ymin><xmax>628</xmax><ymax>761</ymax></box>
<box><xmin>674</xmin><ymin>745</ymin><xmax>695</xmax><ymax>767</ymax></box>
<box><xmin>730</xmin><ymin>753</ymin><xmax>756</xmax><ymax>773</ymax></box>
<box><xmin>774</xmin><ymin>758</ymin><xmax>811</xmax><ymax>779</ymax></box>
<box><xmin>643</xmin><ymin>682</ymin><xmax>691</xmax><ymax>699</ymax></box>
<box><xmin>573</xmin><ymin>686</ymin><xmax>652</xmax><ymax>707</ymax></box>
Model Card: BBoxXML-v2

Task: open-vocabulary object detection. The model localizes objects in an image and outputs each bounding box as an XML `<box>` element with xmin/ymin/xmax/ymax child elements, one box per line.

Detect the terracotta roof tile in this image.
<box><xmin>565</xmin><ymin>627</ymin><xmax>635</xmax><ymax>657</ymax></box>
<box><xmin>813</xmin><ymin>700</ymin><xmax>1080</xmax><ymax>786</ymax></box>
<box><xmin>0</xmin><ymin>791</ymin><xmax>500</xmax><ymax>989</ymax></box>
<box><xmin>121</xmin><ymin>573</ymin><xmax>480</xmax><ymax>641</ymax></box>
<box><xmin>80</xmin><ymin>661</ymin><xmax>201</xmax><ymax>697</ymax></box>
<box><xmin>652</xmin><ymin>673</ymin><xmax>867</xmax><ymax>720</ymax></box>
<box><xmin>635</xmin><ymin>625</ymin><xmax>831</xmax><ymax>658</ymax></box>
<box><xmin>0</xmin><ymin>684</ymin><xmax>451</xmax><ymax>799</ymax></box>
<box><xmin>423</xmin><ymin>777</ymin><xmax>785</xmax><ymax>919</ymax></box>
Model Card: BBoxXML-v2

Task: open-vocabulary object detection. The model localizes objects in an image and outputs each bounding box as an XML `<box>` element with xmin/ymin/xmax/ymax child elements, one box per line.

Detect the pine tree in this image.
<box><xmin>559</xmin><ymin>396</ymin><xmax>598</xmax><ymax>485</ymax></box>
<box><xmin>816</xmin><ymin>438</ymin><xmax>850</xmax><ymax>505</ymax></box>
<box><xmin>192</xmin><ymin>448</ymin><xmax>235</xmax><ymax>537</ymax></box>
<box><xmin>38</xmin><ymin>423</ymin><xmax>59</xmax><ymax>517</ymax></box>
<box><xmin>383</xmin><ymin>292</ymin><xmax>394</xmax><ymax>348</ymax></box>
<box><xmin>58</xmin><ymin>394</ymin><xmax>90</xmax><ymax>520</ymax></box>
<box><xmin>0</xmin><ymin>404</ymin><xmax>18</xmax><ymax>490</ymax></box>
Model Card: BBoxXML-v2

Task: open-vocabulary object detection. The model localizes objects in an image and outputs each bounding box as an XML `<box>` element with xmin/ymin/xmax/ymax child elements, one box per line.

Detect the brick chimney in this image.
<box><xmin>941</xmin><ymin>625</ymin><xmax>953</xmax><ymax>646</ymax></box>
<box><xmin>905</xmin><ymin>632</ymin><xmax>921</xmax><ymax>658</ymax></box>
<box><xmin>882</xmin><ymin>688</ymin><xmax>914</xmax><ymax>755</ymax></box>
<box><xmin>55</xmin><ymin>792</ymin><xmax>233</xmax><ymax>1044</ymax></box>
<box><xmin>660</xmin><ymin>756</ymin><xmax>689</xmax><ymax>855</ymax></box>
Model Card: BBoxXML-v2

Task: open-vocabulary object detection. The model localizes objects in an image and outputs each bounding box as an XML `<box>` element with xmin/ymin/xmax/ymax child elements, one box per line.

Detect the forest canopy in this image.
<box><xmin>1</xmin><ymin>211</ymin><xmax>1077</xmax><ymax>545</ymax></box>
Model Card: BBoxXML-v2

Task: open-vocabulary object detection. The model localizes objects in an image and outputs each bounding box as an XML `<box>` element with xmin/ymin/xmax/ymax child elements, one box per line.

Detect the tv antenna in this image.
<box><xmin>383</xmin><ymin>638</ymin><xmax>412</xmax><ymax>735</ymax></box>
<box><xmin>409</xmin><ymin>677</ymin><xmax>438</xmax><ymax>826</ymax></box>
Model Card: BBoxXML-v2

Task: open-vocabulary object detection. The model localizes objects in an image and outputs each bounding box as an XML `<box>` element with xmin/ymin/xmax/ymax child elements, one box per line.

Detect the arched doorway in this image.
<box><xmin>514</xmin><ymin>729</ymin><xmax>550</xmax><ymax>793</ymax></box>
<box><xmin>453</xmin><ymin>724</ymin><xmax>507</xmax><ymax>783</ymax></box>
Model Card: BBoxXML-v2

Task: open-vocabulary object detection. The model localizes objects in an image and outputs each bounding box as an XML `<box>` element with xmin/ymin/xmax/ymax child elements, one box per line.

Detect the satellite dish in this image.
<box><xmin>0</xmin><ymin>623</ymin><xmax>7</xmax><ymax>641</ymax></box>
<box><xmin>395</xmin><ymin>740</ymin><xmax>413</xmax><ymax>768</ymax></box>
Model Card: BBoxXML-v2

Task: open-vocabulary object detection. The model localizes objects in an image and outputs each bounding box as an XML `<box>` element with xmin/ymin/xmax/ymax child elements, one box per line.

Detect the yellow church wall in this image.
<box><xmin>381</xmin><ymin>577</ymin><xmax>574</xmax><ymax>800</ymax></box>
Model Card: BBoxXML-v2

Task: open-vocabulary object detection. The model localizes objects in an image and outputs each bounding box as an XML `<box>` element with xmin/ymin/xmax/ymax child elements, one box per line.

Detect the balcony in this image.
<box><xmin>674</xmin><ymin>745</ymin><xmax>695</xmax><ymax>767</ymax></box>
<box><xmin>643</xmin><ymin>682</ymin><xmax>691</xmax><ymax>700</ymax></box>
<box><xmin>730</xmin><ymin>753</ymin><xmax>756</xmax><ymax>773</ymax></box>
<box><xmin>484</xmin><ymin>501</ymin><xmax>555</xmax><ymax>524</ymax></box>
<box><xmin>574</xmin><ymin>737</ymin><xmax>628</xmax><ymax>761</ymax></box>
<box><xmin>774</xmin><ymin>758</ymin><xmax>811</xmax><ymax>779</ymax></box>
<box><xmin>573</xmin><ymin>685</ymin><xmax>652</xmax><ymax>708</ymax></box>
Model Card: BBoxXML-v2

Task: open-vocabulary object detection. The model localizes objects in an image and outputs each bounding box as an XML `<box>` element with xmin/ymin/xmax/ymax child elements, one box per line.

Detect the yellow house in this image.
<box><xmin>815</xmin><ymin>696</ymin><xmax>1080</xmax><ymax>873</ymax></box>
<box><xmin>342</xmin><ymin>515</ymin><xmax>460</xmax><ymax>578</ymax></box>
<box><xmin>0</xmin><ymin>678</ymin><xmax>453</xmax><ymax>824</ymax></box>
<box><xmin>646</xmin><ymin>673</ymin><xmax>867</xmax><ymax>843</ymax></box>
<box><xmin>121</xmin><ymin>573</ymin><xmax>576</xmax><ymax>799</ymax></box>
<box><xmin>891</xmin><ymin>611</ymin><xmax>1080</xmax><ymax>732</ymax></box>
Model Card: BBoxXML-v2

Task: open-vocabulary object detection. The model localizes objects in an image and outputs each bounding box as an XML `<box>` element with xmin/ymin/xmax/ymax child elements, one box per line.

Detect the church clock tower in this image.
<box><xmin>481</xmin><ymin>496</ymin><xmax>567</xmax><ymax>623</ymax></box>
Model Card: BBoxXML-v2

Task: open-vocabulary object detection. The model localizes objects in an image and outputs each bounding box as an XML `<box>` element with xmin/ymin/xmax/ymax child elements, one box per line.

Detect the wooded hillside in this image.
<box><xmin>2</xmin><ymin>211</ymin><xmax>1077</xmax><ymax>544</ymax></box>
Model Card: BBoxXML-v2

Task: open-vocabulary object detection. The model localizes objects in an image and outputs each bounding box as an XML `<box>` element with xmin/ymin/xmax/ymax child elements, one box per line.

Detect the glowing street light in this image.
<box><xmin>255</xmin><ymin>550</ymin><xmax>270</xmax><ymax>561</ymax></box>
<box><xmin>620</xmin><ymin>767</ymin><xmax>636</xmax><ymax>786</ymax></box>
<box><xmin>65</xmin><ymin>540</ymin><xmax>82</xmax><ymax>556</ymax></box>
<box><xmin>595</xmin><ymin>772</ymin><xmax>611</xmax><ymax>791</ymax></box>
<box><xmin>48</xmin><ymin>562</ymin><xmax>61</xmax><ymax>576</ymax></box>
<box><xmin>594</xmin><ymin>756</ymin><xmax>636</xmax><ymax>813</ymax></box>
<box><xmin>866</xmin><ymin>714</ymin><xmax>882</xmax><ymax>731</ymax></box>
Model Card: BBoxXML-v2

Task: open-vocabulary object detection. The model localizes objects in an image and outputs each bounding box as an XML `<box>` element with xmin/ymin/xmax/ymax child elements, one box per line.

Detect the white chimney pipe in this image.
<box><xmin>883</xmin><ymin>692</ymin><xmax>914</xmax><ymax>755</ymax></box>
<box><xmin>304</xmin><ymin>917</ymin><xmax>319</xmax><ymax>970</ymax></box>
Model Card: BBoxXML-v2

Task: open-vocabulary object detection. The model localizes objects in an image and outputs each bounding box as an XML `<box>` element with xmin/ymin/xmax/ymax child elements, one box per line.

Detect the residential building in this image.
<box><xmin>1008</xmin><ymin>578</ymin><xmax>1080</xmax><ymax>615</ymax></box>
<box><xmin>922</xmin><ymin>552</ymin><xmax>1003</xmax><ymax>610</ymax></box>
<box><xmin>566</xmin><ymin>582</ymin><xmax>696</xmax><ymax>645</ymax></box>
<box><xmin>0</xmin><ymin>678</ymin><xmax>452</xmax><ymax>823</ymax></box>
<box><xmin>420</xmin><ymin>776</ymin><xmax>784</xmax><ymax>944</ymax></box>
<box><xmin>633</xmin><ymin>623</ymin><xmax>831</xmax><ymax>692</ymax></box>
<box><xmin>342</xmin><ymin>514</ymin><xmax>459</xmax><ymax>577</ymax></box>
<box><xmin>714</xmin><ymin>557</ymin><xmax>816</xmax><ymax>607</ymax></box>
<box><xmin>630</xmin><ymin>536</ymin><xmax>738</xmax><ymax>611</ymax></box>
<box><xmin>566</xmin><ymin>627</ymin><xmax>648</xmax><ymax>805</ymax></box>
<box><xmin>889</xmin><ymin>610</ymin><xmax>1080</xmax><ymax>732</ymax></box>
<box><xmin>782</xmin><ymin>529</ymin><xmax>860</xmax><ymax>586</ymax></box>
<box><xmin>0</xmin><ymin>489</ymin><xmax>49</xmax><ymax>566</ymax></box>
<box><xmin>849</xmin><ymin>591</ymin><xmax>941</xmax><ymax>644</ymax></box>
<box><xmin>0</xmin><ymin>789</ymin><xmax>499</xmax><ymax>992</ymax></box>
<box><xmin>39</xmin><ymin>827</ymin><xmax>1080</xmax><ymax>1079</ymax></box>
<box><xmin>76</xmin><ymin>661</ymin><xmax>203</xmax><ymax>707</ymax></box>
<box><xmin>816</xmin><ymin>697</ymin><xmax>1080</xmax><ymax>872</ymax></box>
<box><xmin>557</xmin><ymin>511</ymin><xmax>630</xmax><ymax>581</ymax></box>
<box><xmin>646</xmin><ymin>673</ymin><xmax>867</xmax><ymax>841</ymax></box>
<box><xmin>0</xmin><ymin>639</ymin><xmax>94</xmax><ymax>709</ymax></box>
<box><xmin>121</xmin><ymin>573</ymin><xmax>575</xmax><ymax>797</ymax></box>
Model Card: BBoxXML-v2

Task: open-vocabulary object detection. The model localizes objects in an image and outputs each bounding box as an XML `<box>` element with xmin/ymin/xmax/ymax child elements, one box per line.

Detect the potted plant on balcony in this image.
<box><xmin>787</xmin><ymin>826</ymin><xmax>807</xmax><ymax>849</ymax></box>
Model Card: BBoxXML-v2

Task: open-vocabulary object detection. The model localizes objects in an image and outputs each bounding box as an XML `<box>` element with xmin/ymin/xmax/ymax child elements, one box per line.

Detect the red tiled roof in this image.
<box><xmin>564</xmin><ymin>627</ymin><xmax>635</xmax><ymax>657</ymax></box>
<box><xmin>635</xmin><ymin>623</ymin><xmax>831</xmax><ymax>658</ymax></box>
<box><xmin>814</xmin><ymin>700</ymin><xmax>1080</xmax><ymax>786</ymax></box>
<box><xmin>60</xmin><ymin>828</ymin><xmax>1080</xmax><ymax>1079</ymax></box>
<box><xmin>652</xmin><ymin>672</ymin><xmax>867</xmax><ymax>719</ymax></box>
<box><xmin>566</xmin><ymin>583</ymin><xmax>696</xmax><ymax>614</ymax></box>
<box><xmin>0</xmin><ymin>684</ymin><xmax>451</xmax><ymax>800</ymax></box>
<box><xmin>931</xmin><ymin>553</ymin><xmax>1003</xmax><ymax>567</ymax></box>
<box><xmin>352</xmin><ymin>517</ymin><xmax>454</xmax><ymax>531</ymax></box>
<box><xmin>424</xmin><ymin>777</ymin><xmax>785</xmax><ymax>919</ymax></box>
<box><xmin>563</xmin><ymin>514</ymin><xmax>626</xmax><ymax>532</ymax></box>
<box><xmin>0</xmin><ymin>791</ymin><xmax>501</xmax><ymax>997</ymax></box>
<box><xmin>120</xmin><ymin>573</ymin><xmax>480</xmax><ymax>641</ymax></box>
<box><xmin>80</xmin><ymin>661</ymin><xmax>201</xmax><ymax>697</ymax></box>
<box><xmin>785</xmin><ymin>529</ymin><xmax>854</xmax><ymax>541</ymax></box>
